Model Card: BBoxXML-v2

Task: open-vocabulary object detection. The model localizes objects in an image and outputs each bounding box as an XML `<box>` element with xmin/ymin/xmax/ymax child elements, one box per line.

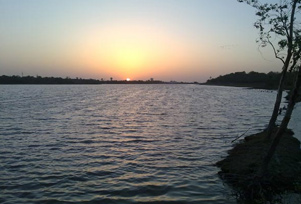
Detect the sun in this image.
<box><xmin>126</xmin><ymin>78</ymin><xmax>131</xmax><ymax>81</ymax></box>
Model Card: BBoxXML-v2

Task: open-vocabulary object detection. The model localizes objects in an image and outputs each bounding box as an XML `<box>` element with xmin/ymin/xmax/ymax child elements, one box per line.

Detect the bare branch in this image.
<box><xmin>268</xmin><ymin>38</ymin><xmax>286</xmax><ymax>64</ymax></box>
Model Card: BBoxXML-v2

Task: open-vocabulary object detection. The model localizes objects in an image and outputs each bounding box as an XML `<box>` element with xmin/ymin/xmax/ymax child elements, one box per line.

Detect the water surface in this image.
<box><xmin>0</xmin><ymin>85</ymin><xmax>281</xmax><ymax>203</ymax></box>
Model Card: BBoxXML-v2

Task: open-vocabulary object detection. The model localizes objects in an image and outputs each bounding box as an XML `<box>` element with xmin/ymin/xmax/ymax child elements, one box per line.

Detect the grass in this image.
<box><xmin>217</xmin><ymin>128</ymin><xmax>301</xmax><ymax>203</ymax></box>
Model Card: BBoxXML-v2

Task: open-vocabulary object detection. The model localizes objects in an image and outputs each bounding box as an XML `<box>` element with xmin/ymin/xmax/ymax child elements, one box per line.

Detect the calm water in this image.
<box><xmin>0</xmin><ymin>85</ymin><xmax>280</xmax><ymax>203</ymax></box>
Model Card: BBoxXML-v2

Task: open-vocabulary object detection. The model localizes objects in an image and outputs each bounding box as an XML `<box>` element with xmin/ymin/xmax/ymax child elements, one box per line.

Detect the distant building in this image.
<box><xmin>150</xmin><ymin>78</ymin><xmax>154</xmax><ymax>82</ymax></box>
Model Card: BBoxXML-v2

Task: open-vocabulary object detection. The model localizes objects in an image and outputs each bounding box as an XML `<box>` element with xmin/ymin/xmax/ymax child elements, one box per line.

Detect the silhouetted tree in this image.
<box><xmin>259</xmin><ymin>65</ymin><xmax>301</xmax><ymax>176</ymax></box>
<box><xmin>238</xmin><ymin>0</ymin><xmax>301</xmax><ymax>139</ymax></box>
<box><xmin>238</xmin><ymin>0</ymin><xmax>301</xmax><ymax>180</ymax></box>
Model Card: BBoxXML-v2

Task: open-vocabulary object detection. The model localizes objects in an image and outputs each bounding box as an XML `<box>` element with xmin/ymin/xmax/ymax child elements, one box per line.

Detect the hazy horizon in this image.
<box><xmin>0</xmin><ymin>0</ymin><xmax>282</xmax><ymax>83</ymax></box>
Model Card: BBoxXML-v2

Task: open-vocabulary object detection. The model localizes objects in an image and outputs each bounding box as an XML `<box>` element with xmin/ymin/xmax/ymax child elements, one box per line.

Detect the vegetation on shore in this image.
<box><xmin>0</xmin><ymin>75</ymin><xmax>104</xmax><ymax>84</ymax></box>
<box><xmin>0</xmin><ymin>75</ymin><xmax>171</xmax><ymax>84</ymax></box>
<box><xmin>217</xmin><ymin>128</ymin><xmax>301</xmax><ymax>203</ymax></box>
<box><xmin>214</xmin><ymin>1</ymin><xmax>301</xmax><ymax>201</ymax></box>
<box><xmin>206</xmin><ymin>71</ymin><xmax>301</xmax><ymax>102</ymax></box>
<box><xmin>205</xmin><ymin>71</ymin><xmax>295</xmax><ymax>90</ymax></box>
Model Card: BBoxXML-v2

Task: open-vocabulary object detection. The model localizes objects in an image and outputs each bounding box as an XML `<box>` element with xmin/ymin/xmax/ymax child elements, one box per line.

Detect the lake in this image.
<box><xmin>0</xmin><ymin>84</ymin><xmax>295</xmax><ymax>203</ymax></box>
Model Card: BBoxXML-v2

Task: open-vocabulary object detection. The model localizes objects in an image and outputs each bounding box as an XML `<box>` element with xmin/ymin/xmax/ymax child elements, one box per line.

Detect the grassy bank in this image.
<box><xmin>217</xmin><ymin>128</ymin><xmax>301</xmax><ymax>203</ymax></box>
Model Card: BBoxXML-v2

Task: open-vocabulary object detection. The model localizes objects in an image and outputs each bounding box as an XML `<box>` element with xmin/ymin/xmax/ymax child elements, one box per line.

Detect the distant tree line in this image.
<box><xmin>0</xmin><ymin>75</ymin><xmax>103</xmax><ymax>84</ymax></box>
<box><xmin>206</xmin><ymin>71</ymin><xmax>296</xmax><ymax>89</ymax></box>
<box><xmin>0</xmin><ymin>75</ymin><xmax>166</xmax><ymax>84</ymax></box>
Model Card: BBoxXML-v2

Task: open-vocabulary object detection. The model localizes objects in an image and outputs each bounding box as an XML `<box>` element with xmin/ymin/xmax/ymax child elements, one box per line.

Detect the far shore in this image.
<box><xmin>0</xmin><ymin>75</ymin><xmax>199</xmax><ymax>85</ymax></box>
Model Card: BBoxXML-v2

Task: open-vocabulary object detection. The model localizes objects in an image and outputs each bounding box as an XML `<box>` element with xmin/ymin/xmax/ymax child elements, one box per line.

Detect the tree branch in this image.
<box><xmin>268</xmin><ymin>38</ymin><xmax>286</xmax><ymax>64</ymax></box>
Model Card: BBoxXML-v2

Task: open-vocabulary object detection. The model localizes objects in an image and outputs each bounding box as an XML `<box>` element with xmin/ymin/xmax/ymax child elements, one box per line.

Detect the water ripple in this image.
<box><xmin>0</xmin><ymin>85</ymin><xmax>279</xmax><ymax>203</ymax></box>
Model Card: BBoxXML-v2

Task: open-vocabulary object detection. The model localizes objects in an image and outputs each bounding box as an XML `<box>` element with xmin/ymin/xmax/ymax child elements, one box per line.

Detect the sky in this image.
<box><xmin>0</xmin><ymin>0</ymin><xmax>282</xmax><ymax>82</ymax></box>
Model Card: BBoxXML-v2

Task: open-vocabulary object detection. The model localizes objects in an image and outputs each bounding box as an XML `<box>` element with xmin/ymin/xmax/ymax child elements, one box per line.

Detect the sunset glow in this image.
<box><xmin>79</xmin><ymin>23</ymin><xmax>202</xmax><ymax>80</ymax></box>
<box><xmin>0</xmin><ymin>0</ymin><xmax>282</xmax><ymax>82</ymax></box>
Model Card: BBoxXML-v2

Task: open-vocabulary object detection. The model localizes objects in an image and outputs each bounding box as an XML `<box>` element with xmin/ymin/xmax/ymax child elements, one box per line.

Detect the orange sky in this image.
<box><xmin>79</xmin><ymin>23</ymin><xmax>203</xmax><ymax>80</ymax></box>
<box><xmin>0</xmin><ymin>0</ymin><xmax>282</xmax><ymax>82</ymax></box>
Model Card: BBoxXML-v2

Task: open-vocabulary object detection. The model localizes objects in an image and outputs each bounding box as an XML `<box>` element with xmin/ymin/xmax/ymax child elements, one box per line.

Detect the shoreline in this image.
<box><xmin>203</xmin><ymin>82</ymin><xmax>278</xmax><ymax>90</ymax></box>
<box><xmin>217</xmin><ymin>126</ymin><xmax>301</xmax><ymax>202</ymax></box>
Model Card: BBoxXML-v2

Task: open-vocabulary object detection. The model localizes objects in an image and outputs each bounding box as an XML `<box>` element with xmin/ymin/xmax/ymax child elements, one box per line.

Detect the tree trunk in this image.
<box><xmin>265</xmin><ymin>0</ymin><xmax>298</xmax><ymax>140</ymax></box>
<box><xmin>266</xmin><ymin>67</ymin><xmax>288</xmax><ymax>139</ymax></box>
<box><xmin>259</xmin><ymin>66</ymin><xmax>301</xmax><ymax>177</ymax></box>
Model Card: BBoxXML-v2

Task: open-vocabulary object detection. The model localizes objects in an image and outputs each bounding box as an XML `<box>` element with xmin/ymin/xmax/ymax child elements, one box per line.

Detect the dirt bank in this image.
<box><xmin>217</xmin><ymin>129</ymin><xmax>301</xmax><ymax>202</ymax></box>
